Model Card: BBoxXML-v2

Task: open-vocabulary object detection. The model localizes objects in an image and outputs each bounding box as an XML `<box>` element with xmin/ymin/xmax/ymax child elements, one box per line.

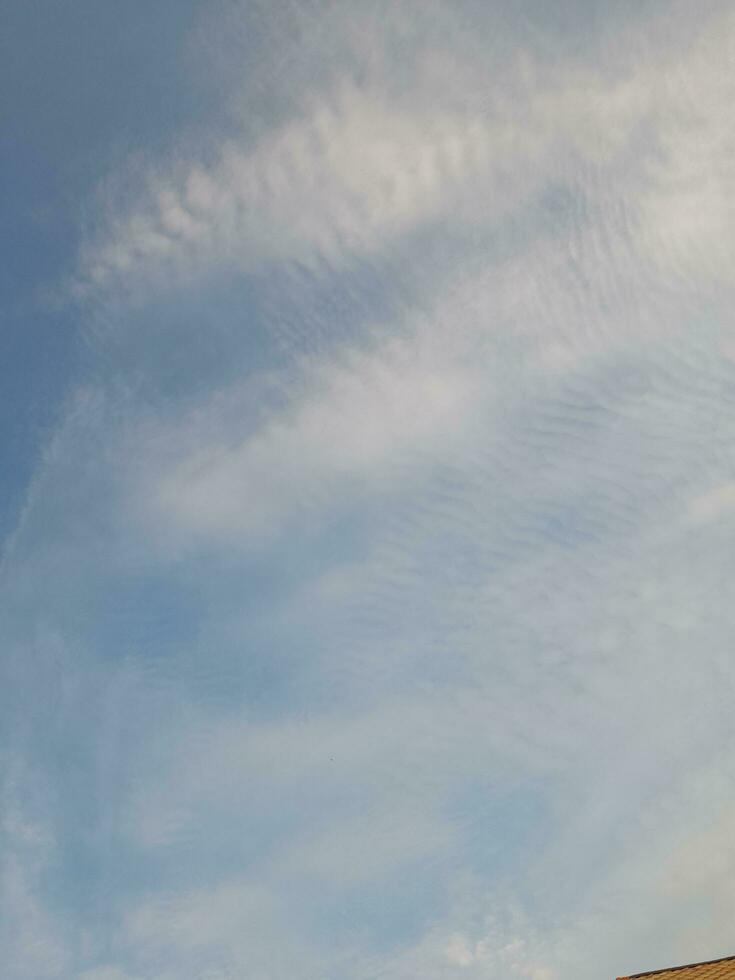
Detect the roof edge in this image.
<box><xmin>624</xmin><ymin>955</ymin><xmax>735</xmax><ymax>979</ymax></box>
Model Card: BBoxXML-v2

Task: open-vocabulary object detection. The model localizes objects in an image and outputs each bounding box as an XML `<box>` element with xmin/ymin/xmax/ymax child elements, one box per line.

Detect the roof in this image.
<box><xmin>618</xmin><ymin>956</ymin><xmax>735</xmax><ymax>980</ymax></box>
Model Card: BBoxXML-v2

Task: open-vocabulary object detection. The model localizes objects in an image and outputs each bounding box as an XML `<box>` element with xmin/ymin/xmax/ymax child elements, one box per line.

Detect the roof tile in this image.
<box><xmin>618</xmin><ymin>956</ymin><xmax>735</xmax><ymax>980</ymax></box>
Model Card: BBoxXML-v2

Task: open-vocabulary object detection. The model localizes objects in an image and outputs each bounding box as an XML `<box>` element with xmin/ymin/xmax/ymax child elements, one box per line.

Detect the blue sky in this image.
<box><xmin>3</xmin><ymin>2</ymin><xmax>735</xmax><ymax>978</ymax></box>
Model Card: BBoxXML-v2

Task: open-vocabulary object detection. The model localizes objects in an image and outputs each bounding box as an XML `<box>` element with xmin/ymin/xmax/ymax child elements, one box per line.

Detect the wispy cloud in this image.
<box><xmin>0</xmin><ymin>758</ymin><xmax>68</xmax><ymax>979</ymax></box>
<box><xmin>74</xmin><ymin>3</ymin><xmax>678</xmax><ymax>309</ymax></box>
<box><xmin>145</xmin><ymin>319</ymin><xmax>478</xmax><ymax>541</ymax></box>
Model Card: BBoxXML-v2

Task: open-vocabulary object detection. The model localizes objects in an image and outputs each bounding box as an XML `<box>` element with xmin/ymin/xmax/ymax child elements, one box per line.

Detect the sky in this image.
<box><xmin>2</xmin><ymin>1</ymin><xmax>735</xmax><ymax>978</ymax></box>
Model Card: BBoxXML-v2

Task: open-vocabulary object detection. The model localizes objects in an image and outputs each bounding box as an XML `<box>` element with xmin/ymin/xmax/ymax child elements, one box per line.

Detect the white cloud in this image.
<box><xmin>77</xmin><ymin>87</ymin><xmax>504</xmax><ymax>297</ymax></box>
<box><xmin>96</xmin><ymin>0</ymin><xmax>734</xmax><ymax>553</ymax></box>
<box><xmin>689</xmin><ymin>483</ymin><xmax>735</xmax><ymax>524</ymax></box>
<box><xmin>77</xmin><ymin>968</ymin><xmax>139</xmax><ymax>980</ymax></box>
<box><xmin>143</xmin><ymin>312</ymin><xmax>478</xmax><ymax>541</ymax></box>
<box><xmin>278</xmin><ymin>806</ymin><xmax>455</xmax><ymax>885</ymax></box>
<box><xmin>124</xmin><ymin>880</ymin><xmax>270</xmax><ymax>953</ymax></box>
<box><xmin>634</xmin><ymin>10</ymin><xmax>735</xmax><ymax>289</ymax></box>
<box><xmin>75</xmin><ymin>2</ymin><xmax>682</xmax><ymax>309</ymax></box>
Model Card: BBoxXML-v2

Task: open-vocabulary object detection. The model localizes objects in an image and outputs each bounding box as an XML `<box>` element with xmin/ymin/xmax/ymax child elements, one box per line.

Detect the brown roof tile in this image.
<box><xmin>618</xmin><ymin>956</ymin><xmax>735</xmax><ymax>980</ymax></box>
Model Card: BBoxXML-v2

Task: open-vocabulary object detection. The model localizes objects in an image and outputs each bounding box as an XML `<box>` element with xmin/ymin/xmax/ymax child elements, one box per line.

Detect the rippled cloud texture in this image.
<box><xmin>4</xmin><ymin>1</ymin><xmax>735</xmax><ymax>978</ymax></box>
